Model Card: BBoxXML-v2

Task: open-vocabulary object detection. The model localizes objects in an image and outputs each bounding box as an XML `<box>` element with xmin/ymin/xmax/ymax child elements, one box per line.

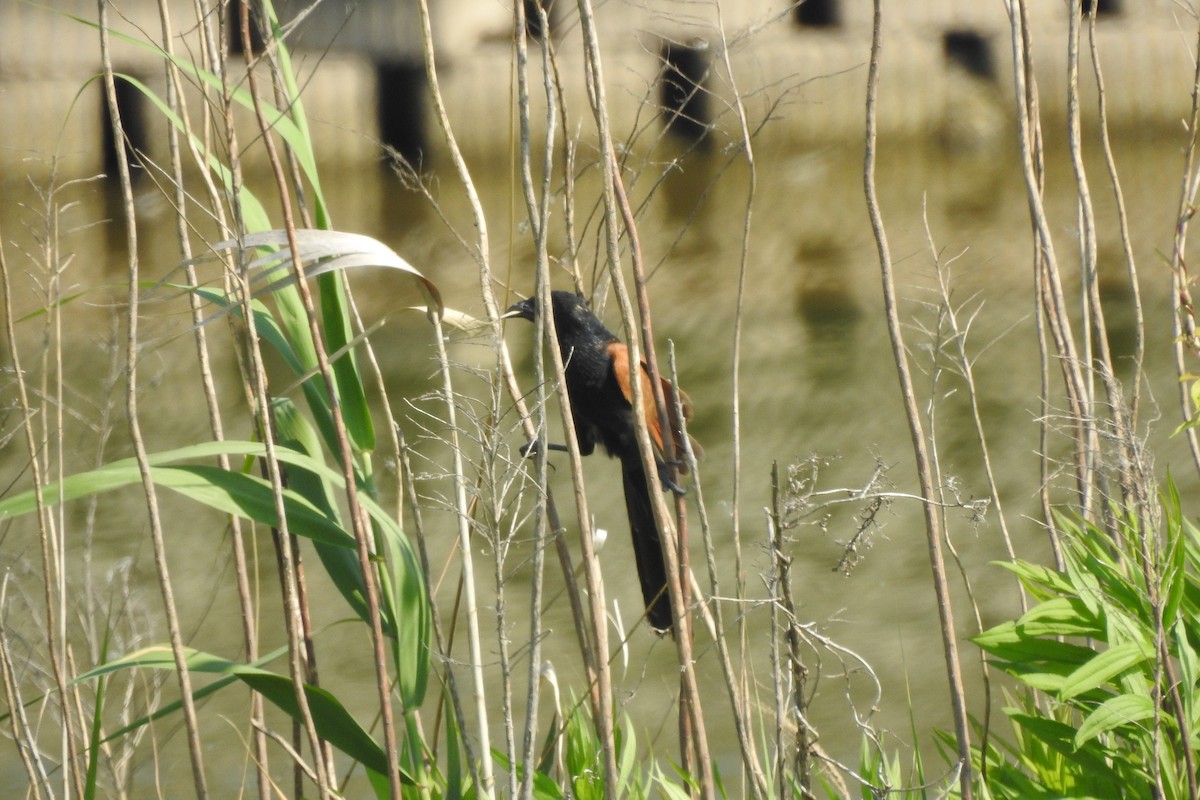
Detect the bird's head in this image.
<box><xmin>504</xmin><ymin>291</ymin><xmax>596</xmax><ymax>333</ymax></box>
<box><xmin>503</xmin><ymin>294</ymin><xmax>539</xmax><ymax>322</ymax></box>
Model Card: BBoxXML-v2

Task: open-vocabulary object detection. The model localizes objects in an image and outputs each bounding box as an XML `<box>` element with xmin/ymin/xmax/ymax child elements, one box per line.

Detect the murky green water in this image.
<box><xmin>2</xmin><ymin>126</ymin><xmax>1195</xmax><ymax>792</ymax></box>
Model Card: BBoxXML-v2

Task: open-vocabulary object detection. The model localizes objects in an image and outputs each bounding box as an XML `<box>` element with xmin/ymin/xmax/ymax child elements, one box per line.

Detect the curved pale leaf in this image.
<box><xmin>214</xmin><ymin>229</ymin><xmax>441</xmax><ymax>313</ymax></box>
<box><xmin>208</xmin><ymin>228</ymin><xmax>441</xmax><ymax>455</ymax></box>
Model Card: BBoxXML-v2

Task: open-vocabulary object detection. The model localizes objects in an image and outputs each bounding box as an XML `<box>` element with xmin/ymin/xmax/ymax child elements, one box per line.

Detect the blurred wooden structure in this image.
<box><xmin>0</xmin><ymin>0</ymin><xmax>1185</xmax><ymax>179</ymax></box>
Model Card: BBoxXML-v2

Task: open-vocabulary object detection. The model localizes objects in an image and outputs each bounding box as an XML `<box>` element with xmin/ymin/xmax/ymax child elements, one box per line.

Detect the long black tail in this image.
<box><xmin>620</xmin><ymin>457</ymin><xmax>673</xmax><ymax>631</ymax></box>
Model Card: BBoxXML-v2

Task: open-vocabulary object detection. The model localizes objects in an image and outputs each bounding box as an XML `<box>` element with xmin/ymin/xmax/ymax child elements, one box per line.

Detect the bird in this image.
<box><xmin>506</xmin><ymin>290</ymin><xmax>699</xmax><ymax>632</ymax></box>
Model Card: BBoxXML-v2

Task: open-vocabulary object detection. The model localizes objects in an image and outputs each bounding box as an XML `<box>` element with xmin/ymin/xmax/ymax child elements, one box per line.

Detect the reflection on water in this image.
<box><xmin>2</xmin><ymin>128</ymin><xmax>1196</xmax><ymax>791</ymax></box>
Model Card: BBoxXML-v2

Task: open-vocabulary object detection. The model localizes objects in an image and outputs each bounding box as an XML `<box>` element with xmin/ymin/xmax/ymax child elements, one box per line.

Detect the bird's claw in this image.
<box><xmin>658</xmin><ymin>464</ymin><xmax>688</xmax><ymax>496</ymax></box>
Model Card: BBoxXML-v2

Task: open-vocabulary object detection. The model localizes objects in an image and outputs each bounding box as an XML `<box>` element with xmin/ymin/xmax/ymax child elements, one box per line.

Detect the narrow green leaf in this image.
<box><xmin>0</xmin><ymin>440</ymin><xmax>288</xmax><ymax>518</ymax></box>
<box><xmin>84</xmin><ymin>657</ymin><xmax>107</xmax><ymax>800</ymax></box>
<box><xmin>80</xmin><ymin>645</ymin><xmax>290</xmax><ymax>744</ymax></box>
<box><xmin>1172</xmin><ymin>618</ymin><xmax>1197</xmax><ymax>727</ymax></box>
<box><xmin>429</xmin><ymin>707</ymin><xmax>456</xmax><ymax>800</ymax></box>
<box><xmin>255</xmin><ymin>0</ymin><xmax>328</xmax><ymax>225</ymax></box>
<box><xmin>113</xmin><ymin>74</ymin><xmax>269</xmax><ymax>232</ymax></box>
<box><xmin>1014</xmin><ymin>671</ymin><xmax>1067</xmax><ymax>693</ymax></box>
<box><xmin>1060</xmin><ymin>642</ymin><xmax>1152</xmax><ymax>700</ymax></box>
<box><xmin>57</xmin><ymin>13</ymin><xmax>316</xmax><ymax>199</ymax></box>
<box><xmin>616</xmin><ymin>712</ymin><xmax>637</xmax><ymax>794</ymax></box>
<box><xmin>974</xmin><ymin>622</ymin><xmax>1097</xmax><ymax>666</ymax></box>
<box><xmin>14</xmin><ymin>290</ymin><xmax>90</xmax><ymax>323</ymax></box>
<box><xmin>265</xmin><ymin>278</ymin><xmax>369</xmax><ymax>469</ymax></box>
<box><xmin>0</xmin><ymin>440</ymin><xmax>375</xmax><ymax>551</ymax></box>
<box><xmin>272</xmin><ymin>398</ymin><xmax>379</xmax><ymax>631</ymax></box>
<box><xmin>995</xmin><ymin>559</ymin><xmax>1075</xmax><ymax>598</ymax></box>
<box><xmin>653</xmin><ymin>767</ymin><xmax>693</xmax><ymax>800</ymax></box>
<box><xmin>1005</xmin><ymin>713</ymin><xmax>1123</xmax><ymax>789</ymax></box>
<box><xmin>1075</xmin><ymin>693</ymin><xmax>1155</xmax><ymax>747</ymax></box>
<box><xmin>537</xmin><ymin>714</ymin><xmax>561</xmax><ymax>779</ymax></box>
<box><xmin>191</xmin><ymin>289</ymin><xmax>306</xmax><ymax>377</ymax></box>
<box><xmin>1060</xmin><ymin>540</ymin><xmax>1104</xmax><ymax>618</ymax></box>
<box><xmin>0</xmin><ymin>439</ymin><xmax>428</xmax><ymax>656</ymax></box>
<box><xmin>493</xmin><ymin>747</ymin><xmax>563</xmax><ymax>800</ymax></box>
<box><xmin>320</xmin><ymin>270</ymin><xmax>376</xmax><ymax>452</ymax></box>
<box><xmin>155</xmin><ymin>465</ymin><xmax>352</xmax><ymax>546</ymax></box>
<box><xmin>973</xmin><ymin>620</ymin><xmax>1022</xmax><ymax>647</ymax></box>
<box><xmin>1161</xmin><ymin>494</ymin><xmax>1188</xmax><ymax>626</ymax></box>
<box><xmin>78</xmin><ymin>645</ymin><xmax>410</xmax><ymax>783</ymax></box>
<box><xmin>238</xmin><ymin>672</ymin><xmax>401</xmax><ymax>780</ymax></box>
<box><xmin>1016</xmin><ymin>597</ymin><xmax>1103</xmax><ymax>638</ymax></box>
<box><xmin>378</xmin><ymin>520</ymin><xmax>429</xmax><ymax>707</ymax></box>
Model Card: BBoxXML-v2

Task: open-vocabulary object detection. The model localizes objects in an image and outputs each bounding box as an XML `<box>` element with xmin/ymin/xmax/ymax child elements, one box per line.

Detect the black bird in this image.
<box><xmin>507</xmin><ymin>290</ymin><xmax>699</xmax><ymax>631</ymax></box>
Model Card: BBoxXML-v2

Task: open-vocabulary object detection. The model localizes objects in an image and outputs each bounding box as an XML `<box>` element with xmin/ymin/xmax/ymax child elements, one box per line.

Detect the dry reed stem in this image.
<box><xmin>152</xmin><ymin>1</ymin><xmax>272</xmax><ymax>793</ymax></box>
<box><xmin>919</xmin><ymin>204</ymin><xmax>1007</xmax><ymax>780</ymax></box>
<box><xmin>231</xmin><ymin>13</ymin><xmax>335</xmax><ymax>799</ymax></box>
<box><xmin>1170</xmin><ymin>14</ymin><xmax>1200</xmax><ymax>477</ymax></box>
<box><xmin>570</xmin><ymin>0</ymin><xmax>712</xmax><ymax>792</ymax></box>
<box><xmin>235</xmin><ymin>7</ymin><xmax>385</xmax><ymax>796</ymax></box>
<box><xmin>428</xmin><ymin>319</ymin><xmax>495</xmax><ymax>800</ymax></box>
<box><xmin>411</xmin><ymin>0</ymin><xmax>599</xmax><ymax>792</ymax></box>
<box><xmin>1074</xmin><ymin>10</ymin><xmax>1196</xmax><ymax>795</ymax></box>
<box><xmin>669</xmin><ymin>343</ymin><xmax>767</xmax><ymax>798</ymax></box>
<box><xmin>405</xmin><ymin>0</ymin><xmax>541</xmax><ymax>794</ymax></box>
<box><xmin>398</xmin><ymin>429</ymin><xmax>480</xmax><ymax>777</ymax></box>
<box><xmin>99</xmin><ymin>2</ymin><xmax>210</xmax><ymax>795</ymax></box>
<box><xmin>1067</xmin><ymin>3</ymin><xmax>1145</xmax><ymax>532</ymax></box>
<box><xmin>923</xmin><ymin>205</ymin><xmax>1022</xmax><ymax>612</ymax></box>
<box><xmin>1007</xmin><ymin>0</ymin><xmax>1065</xmax><ymax>566</ymax></box>
<box><xmin>0</xmin><ymin>243</ymin><xmax>57</xmax><ymax>800</ymax></box>
<box><xmin>255</xmin><ymin>31</ymin><xmax>341</xmax><ymax>776</ymax></box>
<box><xmin>1164</xmin><ymin>21</ymin><xmax>1200</xmax><ymax>800</ymax></box>
<box><xmin>608</xmin><ymin>148</ymin><xmax>712</xmax><ymax>779</ymax></box>
<box><xmin>708</xmin><ymin>6</ymin><xmax>765</xmax><ymax>793</ymax></box>
<box><xmin>1086</xmin><ymin>14</ymin><xmax>1145</xmax><ymax>427</ymax></box>
<box><xmin>520</xmin><ymin>17</ymin><xmax>604</xmax><ymax>719</ymax></box>
<box><xmin>6</xmin><ymin>195</ymin><xmax>86</xmax><ymax>797</ymax></box>
<box><xmin>206</xmin><ymin>8</ymin><xmax>278</xmax><ymax>798</ymax></box>
<box><xmin>862</xmin><ymin>3</ymin><xmax>972</xmax><ymax>795</ymax></box>
<box><xmin>512</xmin><ymin>5</ymin><xmax>558</xmax><ymax>797</ymax></box>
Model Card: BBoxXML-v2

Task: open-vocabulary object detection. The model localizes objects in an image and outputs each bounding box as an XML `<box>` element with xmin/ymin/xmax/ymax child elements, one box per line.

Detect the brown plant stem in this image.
<box><xmin>862</xmin><ymin>3</ymin><xmax>972</xmax><ymax>795</ymax></box>
<box><xmin>0</xmin><ymin>235</ymin><xmax>59</xmax><ymax>800</ymax></box>
<box><xmin>237</xmin><ymin>4</ymin><xmax>397</xmax><ymax>796</ymax></box>
<box><xmin>154</xmin><ymin>1</ymin><xmax>271</xmax><ymax>793</ymax></box>
<box><xmin>99</xmin><ymin>2</ymin><xmax>210</xmax><ymax>796</ymax></box>
<box><xmin>410</xmin><ymin>1</ymin><xmax>604</xmax><ymax>794</ymax></box>
<box><xmin>669</xmin><ymin>344</ymin><xmax>767</xmax><ymax>798</ymax></box>
<box><xmin>710</xmin><ymin>8</ymin><xmax>761</xmax><ymax>792</ymax></box>
<box><xmin>1170</xmin><ymin>10</ymin><xmax>1200</xmax><ymax>480</ymax></box>
<box><xmin>572</xmin><ymin>0</ymin><xmax>712</xmax><ymax>793</ymax></box>
<box><xmin>511</xmin><ymin>5</ymin><xmax>559</xmax><ymax>798</ymax></box>
<box><xmin>607</xmin><ymin>152</ymin><xmax>711</xmax><ymax>779</ymax></box>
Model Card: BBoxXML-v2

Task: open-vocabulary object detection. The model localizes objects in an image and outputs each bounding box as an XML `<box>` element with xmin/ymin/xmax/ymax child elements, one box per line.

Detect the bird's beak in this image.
<box><xmin>503</xmin><ymin>297</ymin><xmax>536</xmax><ymax>321</ymax></box>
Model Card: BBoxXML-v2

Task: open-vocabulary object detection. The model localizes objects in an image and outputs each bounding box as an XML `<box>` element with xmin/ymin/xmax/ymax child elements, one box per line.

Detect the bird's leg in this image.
<box><xmin>657</xmin><ymin>461</ymin><xmax>688</xmax><ymax>496</ymax></box>
<box><xmin>519</xmin><ymin>439</ymin><xmax>569</xmax><ymax>458</ymax></box>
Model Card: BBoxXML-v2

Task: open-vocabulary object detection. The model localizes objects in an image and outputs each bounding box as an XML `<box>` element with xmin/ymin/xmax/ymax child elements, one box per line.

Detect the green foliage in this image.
<box><xmin>487</xmin><ymin>700</ymin><xmax>696</xmax><ymax>799</ymax></box>
<box><xmin>1</xmin><ymin>2</ymin><xmax>441</xmax><ymax>795</ymax></box>
<box><xmin>970</xmin><ymin>484</ymin><xmax>1200</xmax><ymax>799</ymax></box>
<box><xmin>75</xmin><ymin>646</ymin><xmax>413</xmax><ymax>784</ymax></box>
